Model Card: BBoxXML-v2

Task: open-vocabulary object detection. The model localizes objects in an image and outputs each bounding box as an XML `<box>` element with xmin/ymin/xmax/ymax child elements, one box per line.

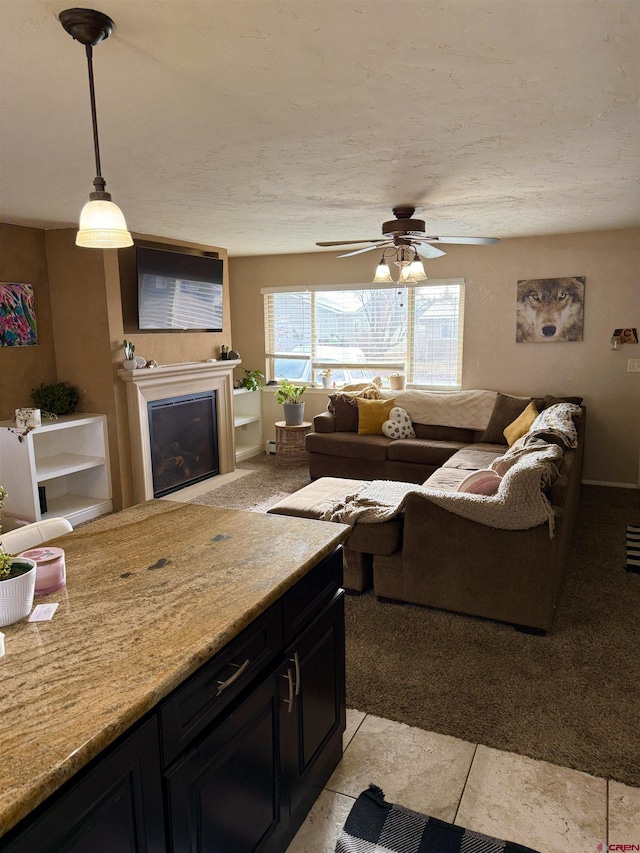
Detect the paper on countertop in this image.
<box><xmin>29</xmin><ymin>603</ymin><xmax>59</xmax><ymax>622</ymax></box>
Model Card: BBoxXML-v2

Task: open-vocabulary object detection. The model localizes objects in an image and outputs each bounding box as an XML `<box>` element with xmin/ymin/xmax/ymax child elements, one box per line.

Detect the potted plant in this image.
<box><xmin>31</xmin><ymin>381</ymin><xmax>80</xmax><ymax>415</ymax></box>
<box><xmin>0</xmin><ymin>487</ymin><xmax>37</xmax><ymax>628</ymax></box>
<box><xmin>319</xmin><ymin>368</ymin><xmax>333</xmax><ymax>389</ymax></box>
<box><xmin>241</xmin><ymin>369</ymin><xmax>264</xmax><ymax>392</ymax></box>
<box><xmin>123</xmin><ymin>340</ymin><xmax>137</xmax><ymax>370</ymax></box>
<box><xmin>275</xmin><ymin>379</ymin><xmax>307</xmax><ymax>426</ymax></box>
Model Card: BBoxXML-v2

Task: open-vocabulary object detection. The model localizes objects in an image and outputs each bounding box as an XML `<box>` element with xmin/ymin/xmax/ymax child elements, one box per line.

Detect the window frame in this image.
<box><xmin>263</xmin><ymin>278</ymin><xmax>465</xmax><ymax>390</ymax></box>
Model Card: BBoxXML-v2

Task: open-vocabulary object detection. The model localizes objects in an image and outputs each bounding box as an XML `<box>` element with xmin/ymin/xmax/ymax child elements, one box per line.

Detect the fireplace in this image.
<box><xmin>148</xmin><ymin>392</ymin><xmax>219</xmax><ymax>497</ymax></box>
<box><xmin>119</xmin><ymin>361</ymin><xmax>237</xmax><ymax>503</ymax></box>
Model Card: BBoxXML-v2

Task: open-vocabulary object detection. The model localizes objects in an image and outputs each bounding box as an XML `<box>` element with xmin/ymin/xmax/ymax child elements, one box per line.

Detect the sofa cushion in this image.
<box><xmin>357</xmin><ymin>398</ymin><xmax>396</xmax><ymax>435</ymax></box>
<box><xmin>413</xmin><ymin>423</ymin><xmax>477</xmax><ymax>443</ymax></box>
<box><xmin>504</xmin><ymin>402</ymin><xmax>539</xmax><ymax>446</ymax></box>
<box><xmin>306</xmin><ymin>430</ymin><xmax>391</xmax><ymax>461</ymax></box>
<box><xmin>387</xmin><ymin>438</ymin><xmax>467</xmax><ymax>466</ymax></box>
<box><xmin>543</xmin><ymin>394</ymin><xmax>583</xmax><ymax>409</ymax></box>
<box><xmin>423</xmin><ymin>467</ymin><xmax>469</xmax><ymax>491</ymax></box>
<box><xmin>442</xmin><ymin>443</ymin><xmax>506</xmax><ymax>470</ymax></box>
<box><xmin>481</xmin><ymin>393</ymin><xmax>542</xmax><ymax>445</ymax></box>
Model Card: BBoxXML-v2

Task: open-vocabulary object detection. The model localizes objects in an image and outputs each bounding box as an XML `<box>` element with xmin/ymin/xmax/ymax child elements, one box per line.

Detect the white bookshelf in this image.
<box><xmin>233</xmin><ymin>389</ymin><xmax>263</xmax><ymax>462</ymax></box>
<box><xmin>0</xmin><ymin>414</ymin><xmax>113</xmax><ymax>526</ymax></box>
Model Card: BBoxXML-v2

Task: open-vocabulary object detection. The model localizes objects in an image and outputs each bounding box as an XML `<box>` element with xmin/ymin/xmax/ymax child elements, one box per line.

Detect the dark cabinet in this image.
<box><xmin>0</xmin><ymin>548</ymin><xmax>345</xmax><ymax>853</ymax></box>
<box><xmin>0</xmin><ymin>716</ymin><xmax>165</xmax><ymax>853</ymax></box>
<box><xmin>165</xmin><ymin>670</ymin><xmax>284</xmax><ymax>853</ymax></box>
<box><xmin>281</xmin><ymin>591</ymin><xmax>346</xmax><ymax>831</ymax></box>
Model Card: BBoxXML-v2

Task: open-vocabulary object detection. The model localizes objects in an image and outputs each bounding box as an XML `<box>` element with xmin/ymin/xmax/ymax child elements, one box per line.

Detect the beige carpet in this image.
<box><xmin>192</xmin><ymin>463</ymin><xmax>640</xmax><ymax>786</ymax></box>
<box><xmin>189</xmin><ymin>454</ymin><xmax>311</xmax><ymax>512</ymax></box>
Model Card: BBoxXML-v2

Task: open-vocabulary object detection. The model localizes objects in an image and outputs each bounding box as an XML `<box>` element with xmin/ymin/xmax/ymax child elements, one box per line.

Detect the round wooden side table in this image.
<box><xmin>275</xmin><ymin>421</ymin><xmax>312</xmax><ymax>468</ymax></box>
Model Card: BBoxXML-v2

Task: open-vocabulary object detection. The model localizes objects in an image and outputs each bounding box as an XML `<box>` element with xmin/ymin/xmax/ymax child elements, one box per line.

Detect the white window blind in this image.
<box><xmin>264</xmin><ymin>280</ymin><xmax>464</xmax><ymax>388</ymax></box>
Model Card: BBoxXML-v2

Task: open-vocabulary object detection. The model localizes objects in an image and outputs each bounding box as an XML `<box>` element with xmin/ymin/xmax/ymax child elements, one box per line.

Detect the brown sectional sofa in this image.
<box><xmin>270</xmin><ymin>391</ymin><xmax>585</xmax><ymax>633</ymax></box>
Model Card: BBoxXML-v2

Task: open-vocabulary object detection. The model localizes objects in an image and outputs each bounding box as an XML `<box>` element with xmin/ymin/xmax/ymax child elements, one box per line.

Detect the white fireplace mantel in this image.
<box><xmin>119</xmin><ymin>360</ymin><xmax>239</xmax><ymax>503</ymax></box>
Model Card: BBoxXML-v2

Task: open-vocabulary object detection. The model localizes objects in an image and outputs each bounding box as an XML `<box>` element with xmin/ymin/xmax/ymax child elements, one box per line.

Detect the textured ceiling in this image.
<box><xmin>1</xmin><ymin>0</ymin><xmax>638</xmax><ymax>257</ymax></box>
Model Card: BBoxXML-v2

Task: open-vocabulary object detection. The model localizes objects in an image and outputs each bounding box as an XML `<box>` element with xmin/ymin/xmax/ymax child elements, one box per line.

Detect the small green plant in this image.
<box><xmin>0</xmin><ymin>485</ymin><xmax>14</xmax><ymax>580</ymax></box>
<box><xmin>320</xmin><ymin>368</ymin><xmax>333</xmax><ymax>378</ymax></box>
<box><xmin>123</xmin><ymin>339</ymin><xmax>135</xmax><ymax>360</ymax></box>
<box><xmin>274</xmin><ymin>378</ymin><xmax>306</xmax><ymax>404</ymax></box>
<box><xmin>31</xmin><ymin>382</ymin><xmax>80</xmax><ymax>416</ymax></box>
<box><xmin>241</xmin><ymin>369</ymin><xmax>265</xmax><ymax>392</ymax></box>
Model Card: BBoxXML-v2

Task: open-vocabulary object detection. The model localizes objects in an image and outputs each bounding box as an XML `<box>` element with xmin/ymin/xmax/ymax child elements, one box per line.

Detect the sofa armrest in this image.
<box><xmin>313</xmin><ymin>410</ymin><xmax>337</xmax><ymax>433</ymax></box>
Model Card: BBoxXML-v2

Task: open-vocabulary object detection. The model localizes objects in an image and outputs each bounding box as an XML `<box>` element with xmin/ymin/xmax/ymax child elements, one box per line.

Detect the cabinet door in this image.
<box><xmin>281</xmin><ymin>590</ymin><xmax>346</xmax><ymax>824</ymax></box>
<box><xmin>165</xmin><ymin>669</ymin><xmax>284</xmax><ymax>853</ymax></box>
<box><xmin>0</xmin><ymin>716</ymin><xmax>165</xmax><ymax>853</ymax></box>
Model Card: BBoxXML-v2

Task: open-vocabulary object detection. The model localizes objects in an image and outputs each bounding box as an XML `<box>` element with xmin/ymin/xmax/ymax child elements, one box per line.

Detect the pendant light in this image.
<box><xmin>60</xmin><ymin>8</ymin><xmax>133</xmax><ymax>249</ymax></box>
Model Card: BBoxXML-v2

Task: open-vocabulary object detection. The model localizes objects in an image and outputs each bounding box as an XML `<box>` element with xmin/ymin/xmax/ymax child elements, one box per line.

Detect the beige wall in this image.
<box><xmin>230</xmin><ymin>228</ymin><xmax>640</xmax><ymax>486</ymax></box>
<box><xmin>0</xmin><ymin>224</ymin><xmax>57</xmax><ymax>419</ymax></box>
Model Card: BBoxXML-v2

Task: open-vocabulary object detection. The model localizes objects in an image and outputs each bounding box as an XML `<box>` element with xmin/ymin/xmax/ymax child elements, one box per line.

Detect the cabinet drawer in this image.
<box><xmin>160</xmin><ymin>605</ymin><xmax>283</xmax><ymax>766</ymax></box>
<box><xmin>282</xmin><ymin>548</ymin><xmax>343</xmax><ymax>645</ymax></box>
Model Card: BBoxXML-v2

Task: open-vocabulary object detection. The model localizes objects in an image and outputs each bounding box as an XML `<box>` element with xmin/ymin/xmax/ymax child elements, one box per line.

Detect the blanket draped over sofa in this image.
<box><xmin>320</xmin><ymin>443</ymin><xmax>563</xmax><ymax>536</ymax></box>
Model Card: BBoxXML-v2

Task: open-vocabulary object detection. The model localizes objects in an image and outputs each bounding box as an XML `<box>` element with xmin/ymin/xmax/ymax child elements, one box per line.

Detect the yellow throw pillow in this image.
<box><xmin>357</xmin><ymin>398</ymin><xmax>396</xmax><ymax>435</ymax></box>
<box><xmin>503</xmin><ymin>401</ymin><xmax>539</xmax><ymax>446</ymax></box>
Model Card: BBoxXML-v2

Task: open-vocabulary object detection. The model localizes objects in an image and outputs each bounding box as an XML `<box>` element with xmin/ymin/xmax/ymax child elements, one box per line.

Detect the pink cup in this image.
<box><xmin>18</xmin><ymin>547</ymin><xmax>66</xmax><ymax>595</ymax></box>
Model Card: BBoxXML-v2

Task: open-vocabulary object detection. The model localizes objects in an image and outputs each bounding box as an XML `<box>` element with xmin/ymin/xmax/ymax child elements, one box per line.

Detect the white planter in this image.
<box><xmin>322</xmin><ymin>376</ymin><xmax>333</xmax><ymax>389</ymax></box>
<box><xmin>389</xmin><ymin>374</ymin><xmax>406</xmax><ymax>390</ymax></box>
<box><xmin>0</xmin><ymin>558</ymin><xmax>37</xmax><ymax>627</ymax></box>
<box><xmin>123</xmin><ymin>359</ymin><xmax>138</xmax><ymax>370</ymax></box>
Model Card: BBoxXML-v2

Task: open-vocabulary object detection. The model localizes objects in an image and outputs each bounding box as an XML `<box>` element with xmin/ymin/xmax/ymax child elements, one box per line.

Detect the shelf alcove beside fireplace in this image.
<box><xmin>119</xmin><ymin>361</ymin><xmax>237</xmax><ymax>504</ymax></box>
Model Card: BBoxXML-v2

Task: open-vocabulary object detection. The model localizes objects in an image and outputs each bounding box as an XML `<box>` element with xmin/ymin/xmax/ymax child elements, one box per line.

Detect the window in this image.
<box><xmin>263</xmin><ymin>280</ymin><xmax>465</xmax><ymax>388</ymax></box>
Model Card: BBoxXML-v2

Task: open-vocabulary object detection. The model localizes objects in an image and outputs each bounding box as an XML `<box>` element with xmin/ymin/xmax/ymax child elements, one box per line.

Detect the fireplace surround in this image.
<box><xmin>119</xmin><ymin>361</ymin><xmax>237</xmax><ymax>503</ymax></box>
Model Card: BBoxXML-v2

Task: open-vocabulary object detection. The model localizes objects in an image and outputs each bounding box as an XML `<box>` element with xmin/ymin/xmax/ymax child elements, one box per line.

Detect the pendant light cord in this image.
<box><xmin>85</xmin><ymin>44</ymin><xmax>105</xmax><ymax>190</ymax></box>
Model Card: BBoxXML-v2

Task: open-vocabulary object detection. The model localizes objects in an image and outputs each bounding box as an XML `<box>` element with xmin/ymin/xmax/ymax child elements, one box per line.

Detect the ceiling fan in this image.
<box><xmin>316</xmin><ymin>206</ymin><xmax>500</xmax><ymax>261</ymax></box>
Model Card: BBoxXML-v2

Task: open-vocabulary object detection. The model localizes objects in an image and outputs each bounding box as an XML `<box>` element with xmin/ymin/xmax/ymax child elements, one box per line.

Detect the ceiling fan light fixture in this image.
<box><xmin>60</xmin><ymin>8</ymin><xmax>132</xmax><ymax>250</ymax></box>
<box><xmin>372</xmin><ymin>255</ymin><xmax>394</xmax><ymax>284</ymax></box>
<box><xmin>405</xmin><ymin>257</ymin><xmax>427</xmax><ymax>282</ymax></box>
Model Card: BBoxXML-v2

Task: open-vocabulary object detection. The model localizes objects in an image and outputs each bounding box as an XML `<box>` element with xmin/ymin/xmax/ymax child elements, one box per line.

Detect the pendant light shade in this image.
<box><xmin>76</xmin><ymin>198</ymin><xmax>133</xmax><ymax>248</ymax></box>
<box><xmin>60</xmin><ymin>8</ymin><xmax>132</xmax><ymax>249</ymax></box>
<box><xmin>372</xmin><ymin>255</ymin><xmax>394</xmax><ymax>283</ymax></box>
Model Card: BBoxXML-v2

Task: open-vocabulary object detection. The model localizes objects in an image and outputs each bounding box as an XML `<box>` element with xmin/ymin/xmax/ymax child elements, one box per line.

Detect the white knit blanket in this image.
<box><xmin>379</xmin><ymin>389</ymin><xmax>497</xmax><ymax>430</ymax></box>
<box><xmin>320</xmin><ymin>444</ymin><xmax>564</xmax><ymax>537</ymax></box>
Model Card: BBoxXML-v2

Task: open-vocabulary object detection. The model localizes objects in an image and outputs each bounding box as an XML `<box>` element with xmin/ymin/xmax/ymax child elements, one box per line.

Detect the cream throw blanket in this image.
<box><xmin>321</xmin><ymin>444</ymin><xmax>563</xmax><ymax>538</ymax></box>
<box><xmin>379</xmin><ymin>389</ymin><xmax>498</xmax><ymax>430</ymax></box>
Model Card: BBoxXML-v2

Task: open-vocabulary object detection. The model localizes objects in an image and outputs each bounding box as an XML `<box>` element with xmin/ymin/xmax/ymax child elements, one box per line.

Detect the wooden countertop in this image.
<box><xmin>0</xmin><ymin>501</ymin><xmax>349</xmax><ymax>836</ymax></box>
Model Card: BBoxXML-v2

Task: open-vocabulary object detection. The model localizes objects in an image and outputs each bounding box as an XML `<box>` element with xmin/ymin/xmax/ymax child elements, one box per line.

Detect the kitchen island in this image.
<box><xmin>0</xmin><ymin>500</ymin><xmax>349</xmax><ymax>851</ymax></box>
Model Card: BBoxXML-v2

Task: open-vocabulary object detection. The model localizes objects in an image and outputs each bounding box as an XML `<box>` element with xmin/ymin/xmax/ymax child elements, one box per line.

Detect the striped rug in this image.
<box><xmin>627</xmin><ymin>524</ymin><xmax>640</xmax><ymax>572</ymax></box>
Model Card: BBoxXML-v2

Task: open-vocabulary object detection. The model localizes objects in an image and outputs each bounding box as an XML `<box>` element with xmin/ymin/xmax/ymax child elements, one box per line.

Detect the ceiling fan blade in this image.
<box><xmin>338</xmin><ymin>244</ymin><xmax>391</xmax><ymax>258</ymax></box>
<box><xmin>425</xmin><ymin>236</ymin><xmax>500</xmax><ymax>245</ymax></box>
<box><xmin>414</xmin><ymin>243</ymin><xmax>447</xmax><ymax>259</ymax></box>
<box><xmin>316</xmin><ymin>239</ymin><xmax>384</xmax><ymax>247</ymax></box>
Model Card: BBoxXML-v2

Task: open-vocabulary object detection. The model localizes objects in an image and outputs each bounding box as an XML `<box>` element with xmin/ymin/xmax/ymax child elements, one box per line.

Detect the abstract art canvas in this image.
<box><xmin>0</xmin><ymin>282</ymin><xmax>38</xmax><ymax>346</ymax></box>
<box><xmin>516</xmin><ymin>277</ymin><xmax>585</xmax><ymax>342</ymax></box>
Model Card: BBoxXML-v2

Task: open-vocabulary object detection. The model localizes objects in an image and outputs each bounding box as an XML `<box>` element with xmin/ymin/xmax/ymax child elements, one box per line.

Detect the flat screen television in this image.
<box><xmin>137</xmin><ymin>246</ymin><xmax>223</xmax><ymax>331</ymax></box>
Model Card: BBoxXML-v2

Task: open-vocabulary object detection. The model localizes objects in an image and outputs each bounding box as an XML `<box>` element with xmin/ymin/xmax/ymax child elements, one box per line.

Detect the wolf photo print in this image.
<box><xmin>516</xmin><ymin>276</ymin><xmax>585</xmax><ymax>343</ymax></box>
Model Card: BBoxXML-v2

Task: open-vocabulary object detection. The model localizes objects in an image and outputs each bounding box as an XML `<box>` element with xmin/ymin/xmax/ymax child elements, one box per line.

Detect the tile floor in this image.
<box><xmin>286</xmin><ymin>709</ymin><xmax>640</xmax><ymax>853</ymax></box>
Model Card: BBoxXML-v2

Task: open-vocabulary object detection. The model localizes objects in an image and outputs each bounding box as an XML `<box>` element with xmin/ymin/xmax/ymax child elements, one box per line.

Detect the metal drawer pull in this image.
<box><xmin>281</xmin><ymin>667</ymin><xmax>294</xmax><ymax>713</ymax></box>
<box><xmin>216</xmin><ymin>658</ymin><xmax>250</xmax><ymax>695</ymax></box>
<box><xmin>290</xmin><ymin>652</ymin><xmax>301</xmax><ymax>696</ymax></box>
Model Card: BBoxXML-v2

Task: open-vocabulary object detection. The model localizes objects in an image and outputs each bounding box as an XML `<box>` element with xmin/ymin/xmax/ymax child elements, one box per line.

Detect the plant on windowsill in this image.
<box><xmin>0</xmin><ymin>486</ymin><xmax>37</xmax><ymax>627</ymax></box>
<box><xmin>275</xmin><ymin>379</ymin><xmax>307</xmax><ymax>426</ymax></box>
<box><xmin>319</xmin><ymin>368</ymin><xmax>333</xmax><ymax>389</ymax></box>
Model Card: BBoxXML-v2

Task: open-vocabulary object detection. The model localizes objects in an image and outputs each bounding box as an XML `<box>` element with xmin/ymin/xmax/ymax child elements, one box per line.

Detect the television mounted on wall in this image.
<box><xmin>137</xmin><ymin>245</ymin><xmax>223</xmax><ymax>332</ymax></box>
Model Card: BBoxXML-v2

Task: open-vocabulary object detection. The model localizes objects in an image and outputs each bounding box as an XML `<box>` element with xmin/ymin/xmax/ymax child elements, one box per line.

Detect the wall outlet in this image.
<box><xmin>627</xmin><ymin>359</ymin><xmax>640</xmax><ymax>373</ymax></box>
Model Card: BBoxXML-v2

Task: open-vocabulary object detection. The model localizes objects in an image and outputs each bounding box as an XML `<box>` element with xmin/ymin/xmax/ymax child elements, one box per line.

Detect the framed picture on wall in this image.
<box><xmin>516</xmin><ymin>277</ymin><xmax>585</xmax><ymax>343</ymax></box>
<box><xmin>0</xmin><ymin>282</ymin><xmax>38</xmax><ymax>346</ymax></box>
